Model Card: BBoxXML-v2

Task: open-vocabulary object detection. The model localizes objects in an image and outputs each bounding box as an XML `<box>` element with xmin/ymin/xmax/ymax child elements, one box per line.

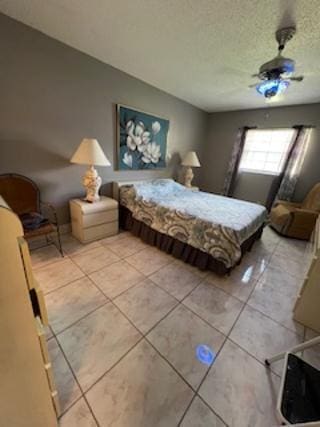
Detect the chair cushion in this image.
<box><xmin>24</xmin><ymin>222</ymin><xmax>55</xmax><ymax>239</ymax></box>
<box><xmin>270</xmin><ymin>204</ymin><xmax>292</xmax><ymax>225</ymax></box>
<box><xmin>19</xmin><ymin>212</ymin><xmax>49</xmax><ymax>231</ymax></box>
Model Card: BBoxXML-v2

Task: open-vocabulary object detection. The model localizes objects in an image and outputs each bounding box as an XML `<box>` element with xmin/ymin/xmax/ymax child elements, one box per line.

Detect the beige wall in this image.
<box><xmin>0</xmin><ymin>13</ymin><xmax>208</xmax><ymax>223</ymax></box>
<box><xmin>201</xmin><ymin>103</ymin><xmax>320</xmax><ymax>205</ymax></box>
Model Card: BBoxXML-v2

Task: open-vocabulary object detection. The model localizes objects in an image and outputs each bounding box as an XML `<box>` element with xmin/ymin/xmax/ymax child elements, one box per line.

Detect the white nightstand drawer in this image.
<box><xmin>80</xmin><ymin>209</ymin><xmax>118</xmax><ymax>228</ymax></box>
<box><xmin>72</xmin><ymin>221</ymin><xmax>118</xmax><ymax>243</ymax></box>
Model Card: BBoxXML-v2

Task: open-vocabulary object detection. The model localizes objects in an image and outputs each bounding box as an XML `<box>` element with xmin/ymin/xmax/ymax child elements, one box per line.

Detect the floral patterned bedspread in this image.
<box><xmin>120</xmin><ymin>179</ymin><xmax>267</xmax><ymax>268</ymax></box>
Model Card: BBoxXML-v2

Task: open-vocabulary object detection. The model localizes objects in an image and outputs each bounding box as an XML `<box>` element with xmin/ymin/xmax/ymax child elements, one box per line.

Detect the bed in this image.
<box><xmin>113</xmin><ymin>179</ymin><xmax>267</xmax><ymax>275</ymax></box>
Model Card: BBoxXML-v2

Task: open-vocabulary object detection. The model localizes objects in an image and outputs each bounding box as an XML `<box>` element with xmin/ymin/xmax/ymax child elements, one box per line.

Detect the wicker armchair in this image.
<box><xmin>0</xmin><ymin>173</ymin><xmax>63</xmax><ymax>255</ymax></box>
<box><xmin>270</xmin><ymin>183</ymin><xmax>320</xmax><ymax>240</ymax></box>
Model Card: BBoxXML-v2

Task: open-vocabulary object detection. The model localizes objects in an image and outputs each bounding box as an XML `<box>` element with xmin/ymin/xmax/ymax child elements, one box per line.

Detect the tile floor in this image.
<box><xmin>30</xmin><ymin>227</ymin><xmax>318</xmax><ymax>427</ymax></box>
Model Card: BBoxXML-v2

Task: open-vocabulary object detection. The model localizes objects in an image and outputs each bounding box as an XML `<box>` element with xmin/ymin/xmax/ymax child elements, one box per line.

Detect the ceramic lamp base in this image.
<box><xmin>82</xmin><ymin>165</ymin><xmax>102</xmax><ymax>203</ymax></box>
<box><xmin>183</xmin><ymin>166</ymin><xmax>194</xmax><ymax>188</ymax></box>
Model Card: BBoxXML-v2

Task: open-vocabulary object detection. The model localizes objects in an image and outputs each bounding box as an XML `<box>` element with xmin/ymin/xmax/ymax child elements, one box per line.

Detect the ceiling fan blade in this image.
<box><xmin>289</xmin><ymin>76</ymin><xmax>304</xmax><ymax>82</ymax></box>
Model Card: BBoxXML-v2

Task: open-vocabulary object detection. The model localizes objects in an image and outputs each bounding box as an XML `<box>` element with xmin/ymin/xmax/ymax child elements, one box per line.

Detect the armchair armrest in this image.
<box><xmin>274</xmin><ymin>200</ymin><xmax>301</xmax><ymax>209</ymax></box>
<box><xmin>40</xmin><ymin>201</ymin><xmax>58</xmax><ymax>226</ymax></box>
<box><xmin>289</xmin><ymin>208</ymin><xmax>319</xmax><ymax>229</ymax></box>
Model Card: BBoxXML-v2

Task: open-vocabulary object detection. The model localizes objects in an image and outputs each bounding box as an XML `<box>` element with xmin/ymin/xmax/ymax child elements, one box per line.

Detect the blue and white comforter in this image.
<box><xmin>120</xmin><ymin>179</ymin><xmax>267</xmax><ymax>268</ymax></box>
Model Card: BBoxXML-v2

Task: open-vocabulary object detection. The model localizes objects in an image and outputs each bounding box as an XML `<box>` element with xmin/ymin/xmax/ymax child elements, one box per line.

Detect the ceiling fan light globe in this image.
<box><xmin>256</xmin><ymin>79</ymin><xmax>290</xmax><ymax>98</ymax></box>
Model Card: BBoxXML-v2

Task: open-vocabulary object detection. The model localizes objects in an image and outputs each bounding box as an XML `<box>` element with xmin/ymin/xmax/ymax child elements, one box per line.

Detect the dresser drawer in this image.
<box><xmin>18</xmin><ymin>237</ymin><xmax>35</xmax><ymax>290</ymax></box>
<box><xmin>72</xmin><ymin>220</ymin><xmax>118</xmax><ymax>243</ymax></box>
<box><xmin>80</xmin><ymin>209</ymin><xmax>118</xmax><ymax>228</ymax></box>
<box><xmin>51</xmin><ymin>390</ymin><xmax>60</xmax><ymax>417</ymax></box>
<box><xmin>35</xmin><ymin>316</ymin><xmax>50</xmax><ymax>364</ymax></box>
<box><xmin>45</xmin><ymin>363</ymin><xmax>57</xmax><ymax>393</ymax></box>
<box><xmin>83</xmin><ymin>221</ymin><xmax>118</xmax><ymax>242</ymax></box>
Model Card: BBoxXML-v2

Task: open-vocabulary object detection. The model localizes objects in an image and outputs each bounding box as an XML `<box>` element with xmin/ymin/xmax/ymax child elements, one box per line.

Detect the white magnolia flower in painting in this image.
<box><xmin>123</xmin><ymin>152</ymin><xmax>133</xmax><ymax>168</ymax></box>
<box><xmin>126</xmin><ymin>120</ymin><xmax>134</xmax><ymax>133</ymax></box>
<box><xmin>135</xmin><ymin>121</ymin><xmax>144</xmax><ymax>137</ymax></box>
<box><xmin>152</xmin><ymin>121</ymin><xmax>161</xmax><ymax>135</ymax></box>
<box><xmin>126</xmin><ymin>135</ymin><xmax>136</xmax><ymax>151</ymax></box>
<box><xmin>126</xmin><ymin>120</ymin><xmax>151</xmax><ymax>152</ymax></box>
<box><xmin>141</xmin><ymin>142</ymin><xmax>161</xmax><ymax>164</ymax></box>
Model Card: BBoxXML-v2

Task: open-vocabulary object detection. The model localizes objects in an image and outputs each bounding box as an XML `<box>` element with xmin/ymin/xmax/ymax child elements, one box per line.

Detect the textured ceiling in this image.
<box><xmin>1</xmin><ymin>0</ymin><xmax>320</xmax><ymax>112</ymax></box>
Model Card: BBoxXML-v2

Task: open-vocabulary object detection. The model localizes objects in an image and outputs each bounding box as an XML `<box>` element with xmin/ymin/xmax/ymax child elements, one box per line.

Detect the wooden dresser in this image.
<box><xmin>0</xmin><ymin>200</ymin><xmax>59</xmax><ymax>427</ymax></box>
<box><xmin>294</xmin><ymin>215</ymin><xmax>320</xmax><ymax>333</ymax></box>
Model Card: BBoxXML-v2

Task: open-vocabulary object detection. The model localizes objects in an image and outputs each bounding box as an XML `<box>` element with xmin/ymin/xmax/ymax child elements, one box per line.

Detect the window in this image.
<box><xmin>239</xmin><ymin>128</ymin><xmax>296</xmax><ymax>175</ymax></box>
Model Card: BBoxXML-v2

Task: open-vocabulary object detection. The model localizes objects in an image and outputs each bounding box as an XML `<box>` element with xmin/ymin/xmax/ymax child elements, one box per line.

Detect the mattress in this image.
<box><xmin>120</xmin><ymin>179</ymin><xmax>267</xmax><ymax>268</ymax></box>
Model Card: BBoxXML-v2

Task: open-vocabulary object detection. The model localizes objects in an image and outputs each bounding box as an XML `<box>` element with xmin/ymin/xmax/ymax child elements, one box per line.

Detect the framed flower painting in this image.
<box><xmin>117</xmin><ymin>105</ymin><xmax>169</xmax><ymax>170</ymax></box>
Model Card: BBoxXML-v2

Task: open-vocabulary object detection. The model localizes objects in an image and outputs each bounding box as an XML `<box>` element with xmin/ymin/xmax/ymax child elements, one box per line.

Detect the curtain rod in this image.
<box><xmin>242</xmin><ymin>125</ymin><xmax>316</xmax><ymax>129</ymax></box>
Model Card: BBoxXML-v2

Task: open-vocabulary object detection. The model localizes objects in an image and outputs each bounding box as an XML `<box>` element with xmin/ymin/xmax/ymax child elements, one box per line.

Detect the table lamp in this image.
<box><xmin>70</xmin><ymin>138</ymin><xmax>111</xmax><ymax>203</ymax></box>
<box><xmin>181</xmin><ymin>151</ymin><xmax>201</xmax><ymax>188</ymax></box>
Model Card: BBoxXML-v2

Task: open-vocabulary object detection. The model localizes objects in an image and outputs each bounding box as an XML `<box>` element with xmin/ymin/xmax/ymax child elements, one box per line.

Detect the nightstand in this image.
<box><xmin>70</xmin><ymin>196</ymin><xmax>118</xmax><ymax>243</ymax></box>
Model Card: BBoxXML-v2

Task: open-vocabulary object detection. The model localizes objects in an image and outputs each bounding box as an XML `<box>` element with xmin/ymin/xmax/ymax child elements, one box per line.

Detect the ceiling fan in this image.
<box><xmin>250</xmin><ymin>26</ymin><xmax>304</xmax><ymax>98</ymax></box>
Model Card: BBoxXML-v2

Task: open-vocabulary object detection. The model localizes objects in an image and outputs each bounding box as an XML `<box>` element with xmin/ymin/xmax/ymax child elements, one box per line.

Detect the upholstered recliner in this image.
<box><xmin>270</xmin><ymin>183</ymin><xmax>320</xmax><ymax>240</ymax></box>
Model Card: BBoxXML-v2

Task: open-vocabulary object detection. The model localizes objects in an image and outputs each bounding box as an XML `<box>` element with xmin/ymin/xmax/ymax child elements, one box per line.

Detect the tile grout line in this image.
<box><xmin>228</xmin><ymin>335</ymin><xmax>283</xmax><ymax>378</ymax></box>
<box><xmin>52</xmin><ymin>335</ymin><xmax>101</xmax><ymax>427</ymax></box>
<box><xmin>69</xmin><ymin>238</ymin><xmax>175</xmax><ymax>279</ymax></box>
<box><xmin>41</xmin><ymin>237</ymin><xmax>149</xmax><ymax>424</ymax></box>
<box><xmin>85</xmin><ymin>282</ymin><xmax>229</xmax><ymax>423</ymax></box>
<box><xmin>109</xmin><ymin>276</ymin><xmax>232</xmax><ymax>425</ymax></box>
<box><xmin>177</xmin><ymin>332</ymin><xmax>230</xmax><ymax>427</ymax></box>
<box><xmin>245</xmin><ymin>241</ymin><xmax>306</xmax><ymax>336</ymax></box>
<box><xmin>51</xmin><ymin>265</ymin><xmax>147</xmax><ymax>395</ymax></box>
<box><xmin>68</xmin><ymin>252</ymin><xmax>121</xmax><ymax>276</ymax></box>
<box><xmin>83</xmin><ymin>335</ymin><xmax>146</xmax><ymax>396</ymax></box>
<box><xmin>45</xmin><ymin>229</ymin><xmax>306</xmax><ymax>425</ymax></box>
<box><xmin>55</xmin><ymin>316</ymin><xmax>144</xmax><ymax>424</ymax></box>
<box><xmin>90</xmin><ymin>274</ymin><xmax>148</xmax><ymax>302</ymax></box>
<box><xmin>144</xmin><ymin>273</ymin><xmax>203</xmax><ymax>305</ymax></box>
<box><xmin>43</xmin><ymin>275</ymin><xmax>85</xmax><ymax>297</ymax></box>
<box><xmin>69</xmin><ymin>277</ymin><xmax>183</xmax><ymax>394</ymax></box>
<box><xmin>178</xmin><ymin>235</ymin><xmax>307</xmax><ymax>422</ymax></box>
<box><xmin>81</xmin><ymin>394</ymin><xmax>101</xmax><ymax>427</ymax></box>
<box><xmin>31</xmin><ymin>236</ymin><xmax>107</xmax><ymax>271</ymax></box>
<box><xmin>178</xmin><ymin>253</ymin><xmax>274</xmax><ymax>424</ymax></box>
<box><xmin>55</xmin><ymin>237</ymin><xmax>284</xmax><ymax>421</ymax></box>
<box><xmin>56</xmin><ymin>394</ymin><xmax>83</xmax><ymax>419</ymax></box>
<box><xmin>43</xmin><ymin>237</ymin><xmax>230</xmax><ymax>426</ymax></box>
<box><xmin>52</xmin><ymin>300</ymin><xmax>110</xmax><ymax>337</ymax></box>
<box><xmin>177</xmin><ymin>243</ymin><xmax>277</xmax><ymax>425</ymax></box>
<box><xmin>219</xmin><ymin>239</ymin><xmax>301</xmax><ymax>377</ymax></box>
<box><xmin>197</xmin><ymin>394</ymin><xmax>231</xmax><ymax>427</ymax></box>
<box><xmin>78</xmin><ymin>278</ymin><xmax>209</xmax><ymax>394</ymax></box>
<box><xmin>245</xmin><ymin>299</ymin><xmax>305</xmax><ymax>337</ymax></box>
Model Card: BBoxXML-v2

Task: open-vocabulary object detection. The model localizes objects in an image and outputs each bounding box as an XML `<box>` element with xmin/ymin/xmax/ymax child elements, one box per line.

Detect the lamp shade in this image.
<box><xmin>70</xmin><ymin>138</ymin><xmax>111</xmax><ymax>166</ymax></box>
<box><xmin>181</xmin><ymin>151</ymin><xmax>201</xmax><ymax>167</ymax></box>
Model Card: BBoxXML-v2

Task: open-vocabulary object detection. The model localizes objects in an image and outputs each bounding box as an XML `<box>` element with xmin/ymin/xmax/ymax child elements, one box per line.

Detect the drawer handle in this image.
<box><xmin>30</xmin><ymin>287</ymin><xmax>49</xmax><ymax>325</ymax></box>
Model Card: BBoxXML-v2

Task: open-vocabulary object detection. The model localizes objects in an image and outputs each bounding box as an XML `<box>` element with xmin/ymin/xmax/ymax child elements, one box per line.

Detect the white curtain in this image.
<box><xmin>276</xmin><ymin>126</ymin><xmax>312</xmax><ymax>201</ymax></box>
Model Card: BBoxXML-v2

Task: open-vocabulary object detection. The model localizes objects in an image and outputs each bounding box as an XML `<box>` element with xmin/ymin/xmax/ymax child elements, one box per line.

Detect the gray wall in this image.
<box><xmin>1</xmin><ymin>13</ymin><xmax>319</xmax><ymax>223</ymax></box>
<box><xmin>0</xmin><ymin>13</ymin><xmax>208</xmax><ymax>223</ymax></box>
<box><xmin>201</xmin><ymin>104</ymin><xmax>320</xmax><ymax>205</ymax></box>
<box><xmin>233</xmin><ymin>172</ymin><xmax>276</xmax><ymax>206</ymax></box>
